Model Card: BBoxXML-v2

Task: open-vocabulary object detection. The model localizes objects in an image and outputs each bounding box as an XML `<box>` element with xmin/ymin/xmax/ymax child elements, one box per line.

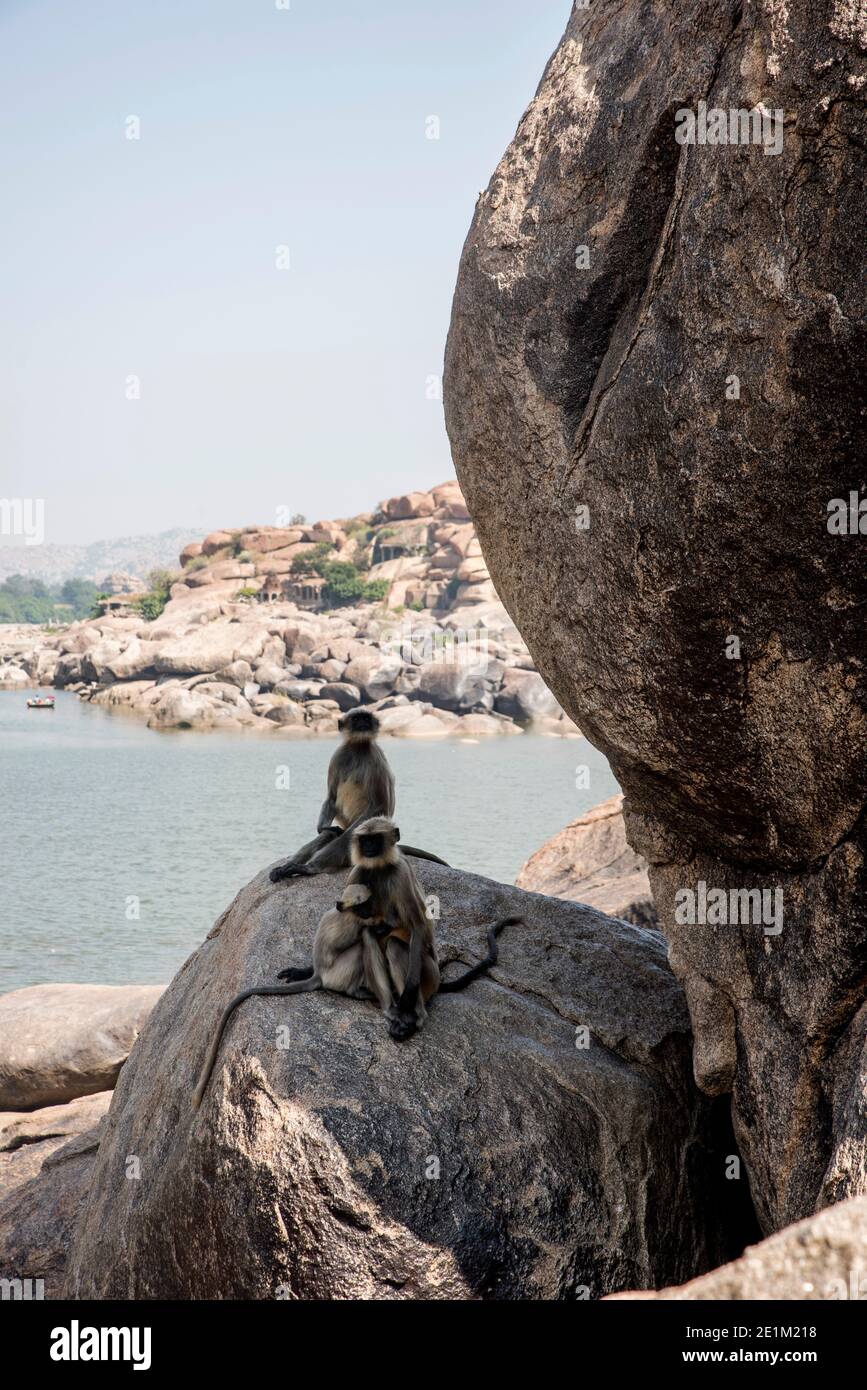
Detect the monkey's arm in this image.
<box><xmin>362</xmin><ymin>928</ymin><xmax>397</xmax><ymax>1014</ymax></box>
<box><xmin>397</xmin><ymin>917</ymin><xmax>424</xmax><ymax>1009</ymax></box>
<box><xmin>316</xmin><ymin>795</ymin><xmax>337</xmax><ymax>834</ymax></box>
<box><xmin>269</xmin><ymin>826</ymin><xmax>342</xmax><ymax>882</ymax></box>
<box><xmin>390</xmin><ymin>900</ymin><xmax>430</xmax><ymax>1039</ymax></box>
<box><xmin>287</xmin><ymin>814</ymin><xmax>370</xmax><ymax>876</ymax></box>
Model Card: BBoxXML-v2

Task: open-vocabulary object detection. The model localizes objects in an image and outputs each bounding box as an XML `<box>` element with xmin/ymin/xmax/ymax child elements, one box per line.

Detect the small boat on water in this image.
<box><xmin>26</xmin><ymin>696</ymin><xmax>55</xmax><ymax>709</ymax></box>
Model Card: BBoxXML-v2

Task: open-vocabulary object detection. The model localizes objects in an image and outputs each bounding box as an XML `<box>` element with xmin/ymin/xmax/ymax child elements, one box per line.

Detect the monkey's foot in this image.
<box><xmin>269</xmin><ymin>862</ymin><xmax>314</xmax><ymax>882</ymax></box>
<box><xmin>277</xmin><ymin>966</ymin><xmax>313</xmax><ymax>982</ymax></box>
<box><xmin>388</xmin><ymin>1013</ymin><xmax>418</xmax><ymax>1042</ymax></box>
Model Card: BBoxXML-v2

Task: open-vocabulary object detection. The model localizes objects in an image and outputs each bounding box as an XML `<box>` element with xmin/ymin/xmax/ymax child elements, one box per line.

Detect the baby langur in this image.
<box><xmin>269</xmin><ymin>708</ymin><xmax>447</xmax><ymax>881</ymax></box>
<box><xmin>192</xmin><ymin>882</ymin><xmax>379</xmax><ymax>1109</ymax></box>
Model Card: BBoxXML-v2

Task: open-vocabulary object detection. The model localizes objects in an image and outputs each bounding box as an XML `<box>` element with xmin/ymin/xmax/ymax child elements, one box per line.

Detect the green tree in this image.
<box><xmin>320</xmin><ymin>563</ymin><xmax>388</xmax><ymax>608</ymax></box>
<box><xmin>363</xmin><ymin>579</ymin><xmax>390</xmax><ymax>603</ymax></box>
<box><xmin>2</xmin><ymin>573</ymin><xmax>48</xmax><ymax>598</ymax></box>
<box><xmin>60</xmin><ymin>578</ymin><xmax>99</xmax><ymax>618</ymax></box>
<box><xmin>290</xmin><ymin>542</ymin><xmax>334</xmax><ymax>575</ymax></box>
<box><xmin>0</xmin><ymin>573</ymin><xmax>104</xmax><ymax>623</ymax></box>
<box><xmin>133</xmin><ymin>568</ymin><xmax>174</xmax><ymax>622</ymax></box>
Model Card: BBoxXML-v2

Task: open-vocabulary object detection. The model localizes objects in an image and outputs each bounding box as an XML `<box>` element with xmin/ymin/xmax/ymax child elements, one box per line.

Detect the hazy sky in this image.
<box><xmin>0</xmin><ymin>0</ymin><xmax>567</xmax><ymax>545</ymax></box>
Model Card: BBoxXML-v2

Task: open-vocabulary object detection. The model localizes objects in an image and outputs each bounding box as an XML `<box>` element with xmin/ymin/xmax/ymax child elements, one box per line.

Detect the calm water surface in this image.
<box><xmin>0</xmin><ymin>690</ymin><xmax>618</xmax><ymax>991</ymax></box>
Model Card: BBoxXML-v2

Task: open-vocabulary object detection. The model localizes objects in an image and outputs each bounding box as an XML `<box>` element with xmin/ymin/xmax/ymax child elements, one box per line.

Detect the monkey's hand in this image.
<box><xmin>270</xmin><ymin>861</ymin><xmax>315</xmax><ymax>882</ymax></box>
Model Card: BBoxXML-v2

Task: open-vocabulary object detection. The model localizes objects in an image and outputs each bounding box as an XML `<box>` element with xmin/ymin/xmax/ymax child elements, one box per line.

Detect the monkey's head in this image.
<box><xmin>351</xmin><ymin>816</ymin><xmax>400</xmax><ymax>868</ymax></box>
<box><xmin>339</xmin><ymin>708</ymin><xmax>380</xmax><ymax>743</ymax></box>
<box><xmin>336</xmin><ymin>883</ymin><xmax>372</xmax><ymax>914</ymax></box>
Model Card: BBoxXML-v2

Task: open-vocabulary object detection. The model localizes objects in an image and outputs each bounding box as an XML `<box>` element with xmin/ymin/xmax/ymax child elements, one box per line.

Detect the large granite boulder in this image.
<box><xmin>444</xmin><ymin>1</ymin><xmax>867</xmax><ymax>1234</ymax></box>
<box><xmin>494</xmin><ymin>668</ymin><xmax>561</xmax><ymax>724</ymax></box>
<box><xmin>414</xmin><ymin>660</ymin><xmax>493</xmax><ymax>713</ymax></box>
<box><xmin>0</xmin><ymin>663</ymin><xmax>29</xmax><ymax>685</ymax></box>
<box><xmin>153</xmin><ymin>623</ymin><xmax>267</xmax><ymax>676</ymax></box>
<box><xmin>381</xmin><ymin>491</ymin><xmax>436</xmax><ymax>521</ymax></box>
<box><xmin>53</xmin><ymin>653</ymin><xmax>83</xmax><ymax>687</ymax></box>
<box><xmin>0</xmin><ymin>1092</ymin><xmax>111</xmax><ymax>1154</ymax></box>
<box><xmin>0</xmin><ymin>985</ymin><xmax>164</xmax><ymax>1109</ymax></box>
<box><xmin>64</xmin><ymin>867</ymin><xmax>751</xmax><ymax>1299</ymax></box>
<box><xmin>517</xmin><ymin>795</ymin><xmax>656</xmax><ymax>928</ymax></box>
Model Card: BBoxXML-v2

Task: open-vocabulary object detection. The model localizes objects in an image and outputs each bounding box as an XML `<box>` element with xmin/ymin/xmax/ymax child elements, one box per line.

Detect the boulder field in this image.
<box><xmin>0</xmin><ymin>482</ymin><xmax>577</xmax><ymax>740</ymax></box>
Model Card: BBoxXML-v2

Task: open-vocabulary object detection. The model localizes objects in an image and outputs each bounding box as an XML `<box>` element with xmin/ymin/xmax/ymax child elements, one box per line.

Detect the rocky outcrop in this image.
<box><xmin>64</xmin><ymin>868</ymin><xmax>752</xmax><ymax>1299</ymax></box>
<box><xmin>0</xmin><ymin>1096</ymin><xmax>109</xmax><ymax>1299</ymax></box>
<box><xmin>0</xmin><ymin>483</ymin><xmax>579</xmax><ymax>740</ymax></box>
<box><xmin>0</xmin><ymin>662</ymin><xmax>29</xmax><ymax>686</ymax></box>
<box><xmin>517</xmin><ymin>796</ymin><xmax>656</xmax><ymax>928</ymax></box>
<box><xmin>0</xmin><ymin>1091</ymin><xmax>111</xmax><ymax>1152</ymax></box>
<box><xmin>444</xmin><ymin>3</ymin><xmax>867</xmax><ymax>1233</ymax></box>
<box><xmin>609</xmin><ymin>1196</ymin><xmax>867</xmax><ymax>1301</ymax></box>
<box><xmin>185</xmin><ymin>481</ymin><xmax>488</xmax><ymax>615</ymax></box>
<box><xmin>0</xmin><ymin>985</ymin><xmax>164</xmax><ymax>1109</ymax></box>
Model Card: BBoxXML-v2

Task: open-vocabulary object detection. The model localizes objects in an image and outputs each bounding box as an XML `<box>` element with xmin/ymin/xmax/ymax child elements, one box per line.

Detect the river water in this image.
<box><xmin>0</xmin><ymin>690</ymin><xmax>619</xmax><ymax>992</ymax></box>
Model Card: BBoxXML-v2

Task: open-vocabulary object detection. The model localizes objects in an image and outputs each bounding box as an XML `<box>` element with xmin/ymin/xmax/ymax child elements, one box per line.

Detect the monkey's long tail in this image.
<box><xmin>438</xmin><ymin>915</ymin><xmax>522</xmax><ymax>993</ymax></box>
<box><xmin>192</xmin><ymin>980</ymin><xmax>320</xmax><ymax>1111</ymax></box>
<box><xmin>400</xmin><ymin>845</ymin><xmax>450</xmax><ymax>866</ymax></box>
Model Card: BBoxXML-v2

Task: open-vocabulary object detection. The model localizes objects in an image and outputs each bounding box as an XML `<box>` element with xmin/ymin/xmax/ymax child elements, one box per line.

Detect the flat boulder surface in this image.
<box><xmin>0</xmin><ymin>1097</ymin><xmax>109</xmax><ymax>1299</ymax></box>
<box><xmin>0</xmin><ymin>1091</ymin><xmax>111</xmax><ymax>1154</ymax></box>
<box><xmin>64</xmin><ymin>867</ymin><xmax>749</xmax><ymax>1299</ymax></box>
<box><xmin>152</xmin><ymin>623</ymin><xmax>267</xmax><ymax>675</ymax></box>
<box><xmin>0</xmin><ymin>984</ymin><xmax>164</xmax><ymax>1109</ymax></box>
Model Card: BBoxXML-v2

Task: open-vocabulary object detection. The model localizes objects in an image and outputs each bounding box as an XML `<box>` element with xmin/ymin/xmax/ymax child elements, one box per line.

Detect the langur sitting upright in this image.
<box><xmin>345</xmin><ymin>816</ymin><xmax>440</xmax><ymax>1039</ymax></box>
<box><xmin>346</xmin><ymin>817</ymin><xmax>521</xmax><ymax>1041</ymax></box>
<box><xmin>269</xmin><ymin>707</ymin><xmax>447</xmax><ymax>881</ymax></box>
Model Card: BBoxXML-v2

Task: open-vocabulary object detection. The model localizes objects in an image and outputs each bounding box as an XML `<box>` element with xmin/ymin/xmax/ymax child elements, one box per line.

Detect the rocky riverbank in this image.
<box><xmin>0</xmin><ymin>482</ymin><xmax>578</xmax><ymax>740</ymax></box>
<box><xmin>3</xmin><ymin>801</ymin><xmax>863</xmax><ymax>1299</ymax></box>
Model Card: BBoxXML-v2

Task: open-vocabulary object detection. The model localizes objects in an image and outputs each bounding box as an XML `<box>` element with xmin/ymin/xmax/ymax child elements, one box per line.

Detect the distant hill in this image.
<box><xmin>0</xmin><ymin>529</ymin><xmax>201</xmax><ymax>587</ymax></box>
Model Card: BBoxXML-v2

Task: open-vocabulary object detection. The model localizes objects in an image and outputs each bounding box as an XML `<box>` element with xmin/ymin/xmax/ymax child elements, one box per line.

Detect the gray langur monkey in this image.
<box><xmin>269</xmin><ymin>708</ymin><xmax>448</xmax><ymax>881</ymax></box>
<box><xmin>345</xmin><ymin>817</ymin><xmax>521</xmax><ymax>1041</ymax></box>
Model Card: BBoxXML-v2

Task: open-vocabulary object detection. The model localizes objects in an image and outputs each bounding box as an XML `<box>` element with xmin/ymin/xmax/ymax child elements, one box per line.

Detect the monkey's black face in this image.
<box><xmin>358</xmin><ymin>834</ymin><xmax>385</xmax><ymax>860</ymax></box>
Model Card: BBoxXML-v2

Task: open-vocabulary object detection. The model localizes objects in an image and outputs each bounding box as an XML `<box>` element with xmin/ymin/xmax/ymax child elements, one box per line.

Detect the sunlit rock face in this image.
<box><xmin>444</xmin><ymin>0</ymin><xmax>867</xmax><ymax>1232</ymax></box>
